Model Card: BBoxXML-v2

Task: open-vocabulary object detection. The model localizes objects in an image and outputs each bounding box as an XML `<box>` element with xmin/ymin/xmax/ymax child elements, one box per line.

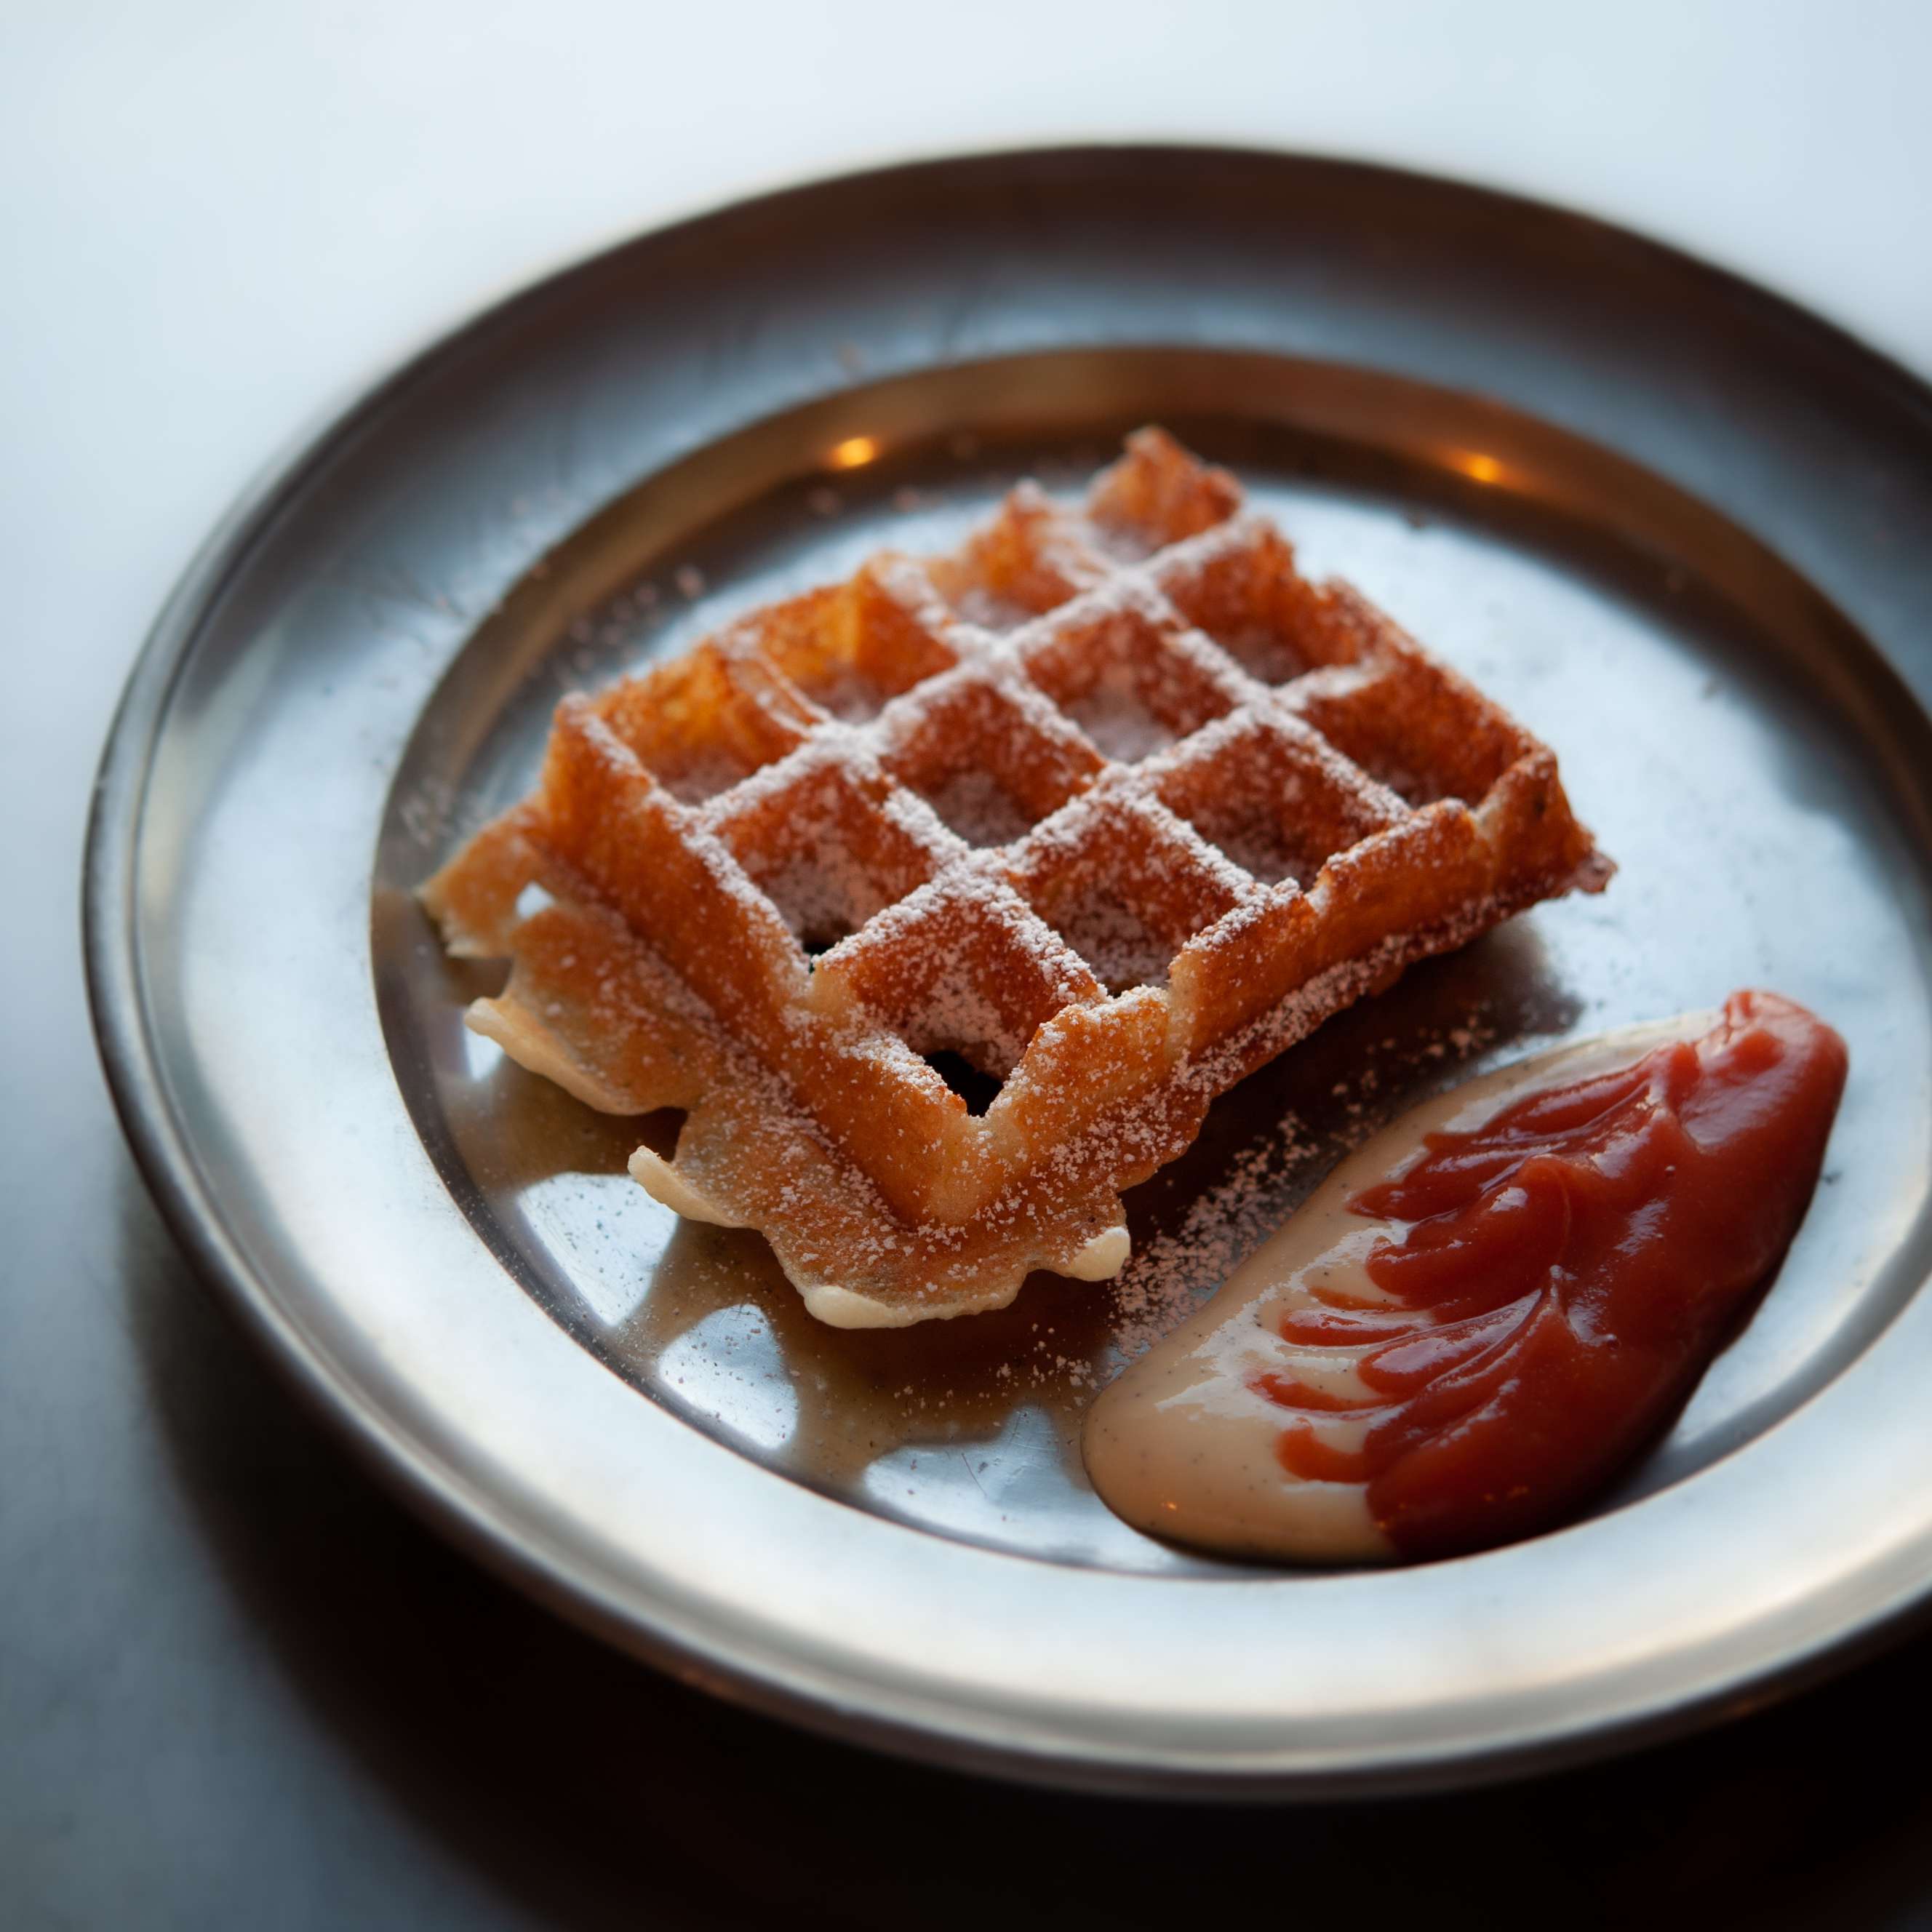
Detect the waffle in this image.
<box><xmin>425</xmin><ymin>431</ymin><xmax>1611</xmax><ymax>1327</ymax></box>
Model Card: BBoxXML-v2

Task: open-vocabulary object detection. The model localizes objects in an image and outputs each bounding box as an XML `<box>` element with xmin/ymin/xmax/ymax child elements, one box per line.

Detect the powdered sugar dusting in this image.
<box><xmin>1064</xmin><ymin>660</ymin><xmax>1176</xmax><ymax>762</ymax></box>
<box><xmin>925</xmin><ymin>770</ymin><xmax>1034</xmax><ymax>847</ymax></box>
<box><xmin>1108</xmin><ymin>1114</ymin><xmax>1314</xmax><ymax>1362</ymax></box>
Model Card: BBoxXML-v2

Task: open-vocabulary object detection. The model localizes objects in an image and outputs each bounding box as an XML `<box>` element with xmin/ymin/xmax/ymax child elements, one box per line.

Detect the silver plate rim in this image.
<box><xmin>83</xmin><ymin>142</ymin><xmax>1932</xmax><ymax>1797</ymax></box>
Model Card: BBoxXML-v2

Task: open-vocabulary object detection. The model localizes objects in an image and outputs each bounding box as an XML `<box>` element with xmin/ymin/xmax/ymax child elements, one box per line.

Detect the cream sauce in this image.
<box><xmin>1082</xmin><ymin>1013</ymin><xmax>1715</xmax><ymax>1563</ymax></box>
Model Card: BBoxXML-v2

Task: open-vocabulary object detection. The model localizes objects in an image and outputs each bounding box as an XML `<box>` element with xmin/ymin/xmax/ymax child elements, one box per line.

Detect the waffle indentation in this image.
<box><xmin>1007</xmin><ymin>794</ymin><xmax>1251</xmax><ymax>994</ymax></box>
<box><xmin>879</xmin><ymin>666</ymin><xmax>1103</xmax><ymax>847</ymax></box>
<box><xmin>712</xmin><ymin>751</ymin><xmax>954</xmax><ymax>955</ymax></box>
<box><xmin>1020</xmin><ymin>588</ymin><xmax>1248</xmax><ymax>764</ymax></box>
<box><xmin>1154</xmin><ymin>709</ymin><xmax>1408</xmax><ymax>890</ymax></box>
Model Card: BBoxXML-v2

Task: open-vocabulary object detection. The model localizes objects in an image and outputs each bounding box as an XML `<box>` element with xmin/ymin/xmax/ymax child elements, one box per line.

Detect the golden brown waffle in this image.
<box><xmin>426</xmin><ymin>431</ymin><xmax>1610</xmax><ymax>1326</ymax></box>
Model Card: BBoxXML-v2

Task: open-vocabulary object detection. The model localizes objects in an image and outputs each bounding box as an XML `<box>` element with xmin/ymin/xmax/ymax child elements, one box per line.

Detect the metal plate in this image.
<box><xmin>87</xmin><ymin>148</ymin><xmax>1932</xmax><ymax>1795</ymax></box>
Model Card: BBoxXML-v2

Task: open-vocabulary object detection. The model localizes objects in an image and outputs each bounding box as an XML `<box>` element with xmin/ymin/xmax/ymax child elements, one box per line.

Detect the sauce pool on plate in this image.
<box><xmin>1083</xmin><ymin>991</ymin><xmax>1848</xmax><ymax>1563</ymax></box>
